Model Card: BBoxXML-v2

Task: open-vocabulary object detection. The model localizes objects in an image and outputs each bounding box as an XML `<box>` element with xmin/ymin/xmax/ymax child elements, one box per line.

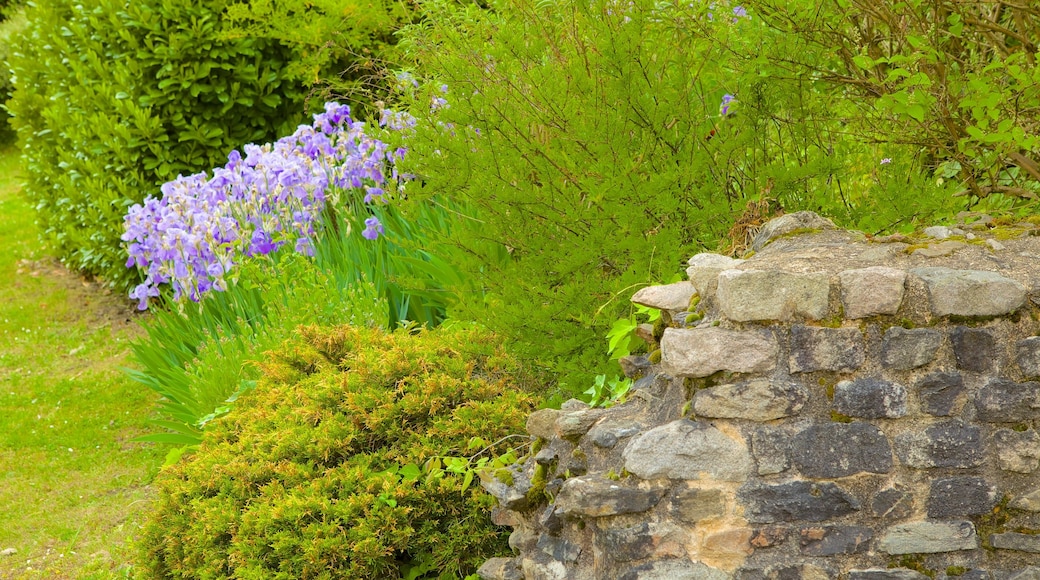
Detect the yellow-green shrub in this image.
<box><xmin>137</xmin><ymin>324</ymin><xmax>544</xmax><ymax>579</ymax></box>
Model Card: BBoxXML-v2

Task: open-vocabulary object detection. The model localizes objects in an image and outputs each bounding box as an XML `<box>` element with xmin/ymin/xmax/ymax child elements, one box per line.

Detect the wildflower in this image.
<box><xmin>732</xmin><ymin>5</ymin><xmax>748</xmax><ymax>20</ymax></box>
<box><xmin>362</xmin><ymin>217</ymin><xmax>384</xmax><ymax>240</ymax></box>
<box><xmin>881</xmin><ymin>158</ymin><xmax>892</xmax><ymax>165</ymax></box>
<box><xmin>720</xmin><ymin>94</ymin><xmax>736</xmax><ymax>116</ymax></box>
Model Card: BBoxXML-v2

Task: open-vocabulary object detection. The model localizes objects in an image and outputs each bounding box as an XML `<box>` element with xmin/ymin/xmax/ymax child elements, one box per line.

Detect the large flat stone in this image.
<box><xmin>833</xmin><ymin>378</ymin><xmax>908</xmax><ymax>419</ymax></box>
<box><xmin>631</xmin><ymin>281</ymin><xmax>697</xmax><ymax>312</ymax></box>
<box><xmin>926</xmin><ymin>477</ymin><xmax>998</xmax><ymax>518</ymax></box>
<box><xmin>790</xmin><ymin>422</ymin><xmax>893</xmax><ymax>478</ymax></box>
<box><xmin>622</xmin><ymin>419</ymin><xmax>752</xmax><ymax>482</ymax></box>
<box><xmin>911</xmin><ymin>267</ymin><xmax>1027</xmax><ymax>317</ymax></box>
<box><xmin>798</xmin><ymin>525</ymin><xmax>873</xmax><ymax>556</ymax></box>
<box><xmin>882</xmin><ymin>328</ymin><xmax>942</xmax><ymax>370</ymax></box>
<box><xmin>751</xmin><ymin>211</ymin><xmax>836</xmax><ymax>251</ymax></box>
<box><xmin>789</xmin><ymin>326</ymin><xmax>865</xmax><ymax>373</ymax></box>
<box><xmin>994</xmin><ymin>429</ymin><xmax>1040</xmax><ymax>473</ymax></box>
<box><xmin>740</xmin><ymin>481</ymin><xmax>860</xmax><ymax>523</ymax></box>
<box><xmin>991</xmin><ymin>532</ymin><xmax>1040</xmax><ymax>553</ymax></box>
<box><xmin>951</xmin><ymin>326</ymin><xmax>997</xmax><ymax>373</ymax></box>
<box><xmin>839</xmin><ymin>266</ymin><xmax>907</xmax><ymax>319</ymax></box>
<box><xmin>693</xmin><ymin>378</ymin><xmax>809</xmax><ymax>421</ymax></box>
<box><xmin>686</xmin><ymin>253</ymin><xmax>745</xmax><ymax>298</ymax></box>
<box><xmin>974</xmin><ymin>378</ymin><xmax>1040</xmax><ymax>422</ymax></box>
<box><xmin>895</xmin><ymin>421</ymin><xmax>984</xmax><ymax>469</ymax></box>
<box><xmin>849</xmin><ymin>570</ymin><xmax>930</xmax><ymax>580</ymax></box>
<box><xmin>661</xmin><ymin>327</ymin><xmax>778</xmax><ymax>378</ymax></box>
<box><xmin>878</xmin><ymin>520</ymin><xmax>978</xmax><ymax>554</ymax></box>
<box><xmin>554</xmin><ymin>475</ymin><xmax>668</xmax><ymax>518</ymax></box>
<box><xmin>716</xmin><ymin>269</ymin><xmax>831</xmax><ymax>322</ymax></box>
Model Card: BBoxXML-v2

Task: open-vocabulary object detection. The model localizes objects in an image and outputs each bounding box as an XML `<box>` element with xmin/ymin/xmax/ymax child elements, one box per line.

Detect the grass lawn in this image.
<box><xmin>0</xmin><ymin>145</ymin><xmax>163</xmax><ymax>579</ymax></box>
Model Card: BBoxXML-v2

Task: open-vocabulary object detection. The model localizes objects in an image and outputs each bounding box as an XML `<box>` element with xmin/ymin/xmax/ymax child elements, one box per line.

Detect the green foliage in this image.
<box><xmin>584</xmin><ymin>374</ymin><xmax>633</xmax><ymax>408</ymax></box>
<box><xmin>0</xmin><ymin>7</ymin><xmax>25</xmax><ymax>145</ymax></box>
<box><xmin>606</xmin><ymin>303</ymin><xmax>660</xmax><ymax>362</ymax></box>
<box><xmin>7</xmin><ymin>0</ymin><xmax>310</xmax><ymax>288</ymax></box>
<box><xmin>136</xmin><ymin>324</ymin><xmax>544</xmax><ymax>579</ymax></box>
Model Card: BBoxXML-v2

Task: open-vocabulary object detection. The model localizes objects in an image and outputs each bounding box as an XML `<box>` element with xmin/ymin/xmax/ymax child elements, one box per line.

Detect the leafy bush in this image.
<box><xmin>137</xmin><ymin>324</ymin><xmax>543</xmax><ymax>579</ymax></box>
<box><xmin>0</xmin><ymin>7</ymin><xmax>25</xmax><ymax>145</ymax></box>
<box><xmin>7</xmin><ymin>0</ymin><xmax>310</xmax><ymax>288</ymax></box>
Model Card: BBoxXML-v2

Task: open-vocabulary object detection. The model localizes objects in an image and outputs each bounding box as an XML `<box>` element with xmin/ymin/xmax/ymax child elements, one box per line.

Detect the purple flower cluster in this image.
<box><xmin>122</xmin><ymin>102</ymin><xmax>406</xmax><ymax>310</ymax></box>
<box><xmin>720</xmin><ymin>93</ymin><xmax>736</xmax><ymax>116</ymax></box>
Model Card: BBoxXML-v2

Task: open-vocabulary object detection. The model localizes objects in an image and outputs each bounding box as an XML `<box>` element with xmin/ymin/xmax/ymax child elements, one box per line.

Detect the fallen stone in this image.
<box><xmin>554</xmin><ymin>475</ymin><xmax>668</xmax><ymax>518</ymax></box>
<box><xmin>717</xmin><ymin>269</ymin><xmax>831</xmax><ymax>321</ymax></box>
<box><xmin>670</xmin><ymin>487</ymin><xmax>726</xmax><ymax>523</ymax></box>
<box><xmin>849</xmin><ymin>570</ymin><xmax>931</xmax><ymax>580</ymax></box>
<box><xmin>878</xmin><ymin>520</ymin><xmax>978</xmax><ymax>554</ymax></box>
<box><xmin>751</xmin><ymin>211</ymin><xmax>836</xmax><ymax>251</ymax></box>
<box><xmin>991</xmin><ymin>532</ymin><xmax>1040</xmax><ymax>553</ymax></box>
<box><xmin>882</xmin><ymin>327</ymin><xmax>942</xmax><ymax>370</ymax></box>
<box><xmin>526</xmin><ymin>408</ymin><xmax>562</xmax><ymax>439</ymax></box>
<box><xmin>993</xmin><ymin>429</ymin><xmax>1040</xmax><ymax>473</ymax></box>
<box><xmin>789</xmin><ymin>325</ymin><xmax>865</xmax><ymax>373</ymax></box>
<box><xmin>740</xmin><ymin>481</ymin><xmax>860</xmax><ymax>523</ymax></box>
<box><xmin>623</xmin><ymin>419</ymin><xmax>752</xmax><ymax>482</ymax></box>
<box><xmin>477</xmin><ymin>557</ymin><xmax>523</xmax><ymax>580</ymax></box>
<box><xmin>926</xmin><ymin>477</ymin><xmax>998</xmax><ymax>518</ymax></box>
<box><xmin>1018</xmin><ymin>337</ymin><xmax>1040</xmax><ymax>378</ymax></box>
<box><xmin>912</xmin><ymin>267</ymin><xmax>1027</xmax><ymax>317</ymax></box>
<box><xmin>790</xmin><ymin>422</ymin><xmax>893</xmax><ymax>478</ymax></box>
<box><xmin>974</xmin><ymin>378</ymin><xmax>1040</xmax><ymax>422</ymax></box>
<box><xmin>798</xmin><ymin>525</ymin><xmax>873</xmax><ymax>556</ymax></box>
<box><xmin>686</xmin><ymin>253</ymin><xmax>746</xmax><ymax>298</ymax></box>
<box><xmin>619</xmin><ymin>560</ymin><xmax>729</xmax><ymax>580</ymax></box>
<box><xmin>833</xmin><ymin>378</ymin><xmax>908</xmax><ymax>419</ymax></box>
<box><xmin>752</xmin><ymin>426</ymin><xmax>790</xmax><ymax>475</ymax></box>
<box><xmin>924</xmin><ymin>225</ymin><xmax>952</xmax><ymax>239</ymax></box>
<box><xmin>631</xmin><ymin>281</ymin><xmax>697</xmax><ymax>312</ymax></box>
<box><xmin>661</xmin><ymin>327</ymin><xmax>778</xmax><ymax>378</ymax></box>
<box><xmin>917</xmin><ymin>372</ymin><xmax>966</xmax><ymax>416</ymax></box>
<box><xmin>839</xmin><ymin>266</ymin><xmax>907</xmax><ymax>318</ymax></box>
<box><xmin>987</xmin><ymin>238</ymin><xmax>1006</xmax><ymax>251</ymax></box>
<box><xmin>693</xmin><ymin>378</ymin><xmax>809</xmax><ymax>421</ymax></box>
<box><xmin>895</xmin><ymin>420</ymin><xmax>984</xmax><ymax>469</ymax></box>
<box><xmin>951</xmin><ymin>326</ymin><xmax>998</xmax><ymax>373</ymax></box>
<box><xmin>872</xmin><ymin>487</ymin><xmax>914</xmax><ymax>520</ymax></box>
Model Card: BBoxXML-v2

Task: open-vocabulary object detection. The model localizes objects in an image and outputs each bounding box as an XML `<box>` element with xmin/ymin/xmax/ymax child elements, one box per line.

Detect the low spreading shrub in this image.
<box><xmin>137</xmin><ymin>324</ymin><xmax>543</xmax><ymax>579</ymax></box>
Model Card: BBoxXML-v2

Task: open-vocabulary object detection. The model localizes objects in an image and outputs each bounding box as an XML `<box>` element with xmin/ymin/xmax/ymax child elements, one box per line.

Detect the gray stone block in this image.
<box><xmin>882</xmin><ymin>327</ymin><xmax>942</xmax><ymax>370</ymax></box>
<box><xmin>622</xmin><ymin>419</ymin><xmax>752</xmax><ymax>482</ymax></box>
<box><xmin>790</xmin><ymin>422</ymin><xmax>893</xmax><ymax>477</ymax></box>
<box><xmin>917</xmin><ymin>372</ymin><xmax>966</xmax><ymax>416</ymax></box>
<box><xmin>686</xmin><ymin>253</ymin><xmax>745</xmax><ymax>298</ymax></box>
<box><xmin>798</xmin><ymin>525</ymin><xmax>873</xmax><ymax>555</ymax></box>
<box><xmin>991</xmin><ymin>532</ymin><xmax>1040</xmax><ymax>553</ymax></box>
<box><xmin>993</xmin><ymin>429</ymin><xmax>1040</xmax><ymax>473</ymax></box>
<box><xmin>670</xmin><ymin>488</ymin><xmax>726</xmax><ymax>523</ymax></box>
<box><xmin>840</xmin><ymin>266</ymin><xmax>907</xmax><ymax>319</ymax></box>
<box><xmin>895</xmin><ymin>420</ymin><xmax>984</xmax><ymax>468</ymax></box>
<box><xmin>833</xmin><ymin>378</ymin><xmax>908</xmax><ymax>418</ymax></box>
<box><xmin>952</xmin><ymin>326</ymin><xmax>998</xmax><ymax>372</ymax></box>
<box><xmin>872</xmin><ymin>487</ymin><xmax>914</xmax><ymax>519</ymax></box>
<box><xmin>1011</xmin><ymin>488</ymin><xmax>1040</xmax><ymax>511</ymax></box>
<box><xmin>630</xmin><ymin>281</ymin><xmax>697</xmax><ymax>312</ymax></box>
<box><xmin>716</xmin><ymin>269</ymin><xmax>831</xmax><ymax>322</ymax></box>
<box><xmin>912</xmin><ymin>267</ymin><xmax>1027</xmax><ymax>317</ymax></box>
<box><xmin>536</xmin><ymin>534</ymin><xmax>581</xmax><ymax>563</ymax></box>
<box><xmin>595</xmin><ymin>524</ymin><xmax>654</xmax><ymax>562</ymax></box>
<box><xmin>740</xmin><ymin>481</ymin><xmax>860</xmax><ymax>523</ymax></box>
<box><xmin>477</xmin><ymin>557</ymin><xmax>523</xmax><ymax>580</ymax></box>
<box><xmin>1010</xmin><ymin>568</ymin><xmax>1040</xmax><ymax>580</ymax></box>
<box><xmin>974</xmin><ymin>378</ymin><xmax>1040</xmax><ymax>422</ymax></box>
<box><xmin>878</xmin><ymin>520</ymin><xmax>978</xmax><ymax>554</ymax></box>
<box><xmin>693</xmin><ymin>378</ymin><xmax>809</xmax><ymax>421</ymax></box>
<box><xmin>661</xmin><ymin>327</ymin><xmax>778</xmax><ymax>378</ymax></box>
<box><xmin>554</xmin><ymin>407</ymin><xmax>607</xmax><ymax>438</ymax></box>
<box><xmin>927</xmin><ymin>477</ymin><xmax>998</xmax><ymax>518</ymax></box>
<box><xmin>526</xmin><ymin>408</ymin><xmax>562</xmax><ymax>439</ymax></box>
<box><xmin>1018</xmin><ymin>336</ymin><xmax>1040</xmax><ymax>378</ymax></box>
<box><xmin>554</xmin><ymin>475</ymin><xmax>667</xmax><ymax>518</ymax></box>
<box><xmin>789</xmin><ymin>325</ymin><xmax>865</xmax><ymax>373</ymax></box>
<box><xmin>850</xmin><ymin>570</ymin><xmax>931</xmax><ymax>580</ymax></box>
<box><xmin>752</xmin><ymin>426</ymin><xmax>790</xmax><ymax>475</ymax></box>
<box><xmin>751</xmin><ymin>211</ymin><xmax>836</xmax><ymax>251</ymax></box>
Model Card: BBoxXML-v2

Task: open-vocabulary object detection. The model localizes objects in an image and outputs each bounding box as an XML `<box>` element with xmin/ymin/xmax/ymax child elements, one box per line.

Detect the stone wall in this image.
<box><xmin>477</xmin><ymin>212</ymin><xmax>1040</xmax><ymax>580</ymax></box>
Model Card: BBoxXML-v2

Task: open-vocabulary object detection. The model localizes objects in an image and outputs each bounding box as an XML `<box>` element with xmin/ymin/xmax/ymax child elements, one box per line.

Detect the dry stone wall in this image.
<box><xmin>478</xmin><ymin>212</ymin><xmax>1040</xmax><ymax>580</ymax></box>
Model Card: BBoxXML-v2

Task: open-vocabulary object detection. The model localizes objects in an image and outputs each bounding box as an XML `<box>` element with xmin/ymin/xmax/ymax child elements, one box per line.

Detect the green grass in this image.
<box><xmin>0</xmin><ymin>146</ymin><xmax>163</xmax><ymax>579</ymax></box>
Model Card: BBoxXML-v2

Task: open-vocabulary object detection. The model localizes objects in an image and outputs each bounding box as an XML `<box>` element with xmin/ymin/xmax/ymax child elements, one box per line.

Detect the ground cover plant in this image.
<box><xmin>0</xmin><ymin>145</ymin><xmax>163</xmax><ymax>579</ymax></box>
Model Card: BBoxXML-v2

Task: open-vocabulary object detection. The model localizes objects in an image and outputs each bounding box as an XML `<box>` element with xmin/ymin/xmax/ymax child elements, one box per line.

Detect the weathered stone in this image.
<box><xmin>686</xmin><ymin>253</ymin><xmax>746</xmax><ymax>298</ymax></box>
<box><xmin>993</xmin><ymin>429</ymin><xmax>1040</xmax><ymax>473</ymax></box>
<box><xmin>924</xmin><ymin>225</ymin><xmax>952</xmax><ymax>239</ymax></box>
<box><xmin>927</xmin><ymin>477</ymin><xmax>998</xmax><ymax>518</ymax></box>
<box><xmin>912</xmin><ymin>241</ymin><xmax>967</xmax><ymax>258</ymax></box>
<box><xmin>789</xmin><ymin>326</ymin><xmax>865</xmax><ymax>373</ymax></box>
<box><xmin>491</xmin><ymin>507</ymin><xmax>521</xmax><ymax>527</ymax></box>
<box><xmin>623</xmin><ymin>419</ymin><xmax>752</xmax><ymax>482</ymax></box>
<box><xmin>736</xmin><ymin>564</ymin><xmax>835</xmax><ymax>580</ymax></box>
<box><xmin>631</xmin><ymin>281</ymin><xmax>697</xmax><ymax>312</ymax></box>
<box><xmin>1011</xmin><ymin>488</ymin><xmax>1040</xmax><ymax>511</ymax></box>
<box><xmin>536</xmin><ymin>534</ymin><xmax>581</xmax><ymax>563</ymax></box>
<box><xmin>882</xmin><ymin>327</ymin><xmax>942</xmax><ymax>370</ymax></box>
<box><xmin>849</xmin><ymin>570</ymin><xmax>931</xmax><ymax>580</ymax></box>
<box><xmin>991</xmin><ymin>532</ymin><xmax>1040</xmax><ymax>553</ymax></box>
<box><xmin>790</xmin><ymin>422</ymin><xmax>892</xmax><ymax>478</ymax></box>
<box><xmin>717</xmin><ymin>270</ymin><xmax>831</xmax><ymax>321</ymax></box>
<box><xmin>635</xmin><ymin>323</ymin><xmax>656</xmax><ymax>345</ymax></box>
<box><xmin>839</xmin><ymin>266</ymin><xmax>907</xmax><ymax>319</ymax></box>
<box><xmin>1018</xmin><ymin>337</ymin><xmax>1040</xmax><ymax>378</ymax></box>
<box><xmin>878</xmin><ymin>520</ymin><xmax>978</xmax><ymax>554</ymax></box>
<box><xmin>895</xmin><ymin>421</ymin><xmax>984</xmax><ymax>469</ymax></box>
<box><xmin>527</xmin><ymin>408</ymin><xmax>562</xmax><ymax>439</ymax></box>
<box><xmin>554</xmin><ymin>408</ymin><xmax>608</xmax><ymax>438</ymax></box>
<box><xmin>619</xmin><ymin>354</ymin><xmax>652</xmax><ymax>379</ymax></box>
<box><xmin>872</xmin><ymin>487</ymin><xmax>914</xmax><ymax>520</ymax></box>
<box><xmin>661</xmin><ymin>327</ymin><xmax>778</xmax><ymax>378</ymax></box>
<box><xmin>702</xmin><ymin>528</ymin><xmax>754</xmax><ymax>558</ymax></box>
<box><xmin>798</xmin><ymin>525</ymin><xmax>873</xmax><ymax>556</ymax></box>
<box><xmin>480</xmin><ymin>463</ymin><xmax>536</xmax><ymax>510</ymax></box>
<box><xmin>587</xmin><ymin>421</ymin><xmax>641</xmax><ymax>450</ymax></box>
<box><xmin>974</xmin><ymin>378</ymin><xmax>1040</xmax><ymax>422</ymax></box>
<box><xmin>751</xmin><ymin>211</ymin><xmax>836</xmax><ymax>251</ymax></box>
<box><xmin>752</xmin><ymin>426</ymin><xmax>790</xmax><ymax>475</ymax></box>
<box><xmin>912</xmin><ymin>267</ymin><xmax>1027</xmax><ymax>317</ymax></box>
<box><xmin>670</xmin><ymin>488</ymin><xmax>726</xmax><ymax>523</ymax></box>
<box><xmin>560</xmin><ymin>398</ymin><xmax>589</xmax><ymax>412</ymax></box>
<box><xmin>554</xmin><ymin>475</ymin><xmax>667</xmax><ymax>518</ymax></box>
<box><xmin>1011</xmin><ymin>568</ymin><xmax>1040</xmax><ymax>580</ymax></box>
<box><xmin>952</xmin><ymin>326</ymin><xmax>998</xmax><ymax>372</ymax></box>
<box><xmin>510</xmin><ymin>528</ymin><xmax>539</xmax><ymax>553</ymax></box>
<box><xmin>477</xmin><ymin>557</ymin><xmax>523</xmax><ymax>580</ymax></box>
<box><xmin>833</xmin><ymin>378</ymin><xmax>908</xmax><ymax>419</ymax></box>
<box><xmin>537</xmin><ymin>506</ymin><xmax>564</xmax><ymax>534</ymax></box>
<box><xmin>750</xmin><ymin>527</ymin><xmax>787</xmax><ymax>549</ymax></box>
<box><xmin>917</xmin><ymin>372</ymin><xmax>966</xmax><ymax>416</ymax></box>
<box><xmin>520</xmin><ymin>557</ymin><xmax>567</xmax><ymax>580</ymax></box>
<box><xmin>619</xmin><ymin>560</ymin><xmax>729</xmax><ymax>580</ymax></box>
<box><xmin>740</xmin><ymin>481</ymin><xmax>860</xmax><ymax>523</ymax></box>
<box><xmin>597</xmin><ymin>524</ymin><xmax>659</xmax><ymax>563</ymax></box>
<box><xmin>693</xmin><ymin>379</ymin><xmax>809</xmax><ymax>421</ymax></box>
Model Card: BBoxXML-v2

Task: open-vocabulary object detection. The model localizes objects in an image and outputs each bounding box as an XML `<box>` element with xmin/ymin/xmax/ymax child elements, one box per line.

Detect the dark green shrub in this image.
<box><xmin>137</xmin><ymin>324</ymin><xmax>543</xmax><ymax>579</ymax></box>
<box><xmin>7</xmin><ymin>0</ymin><xmax>309</xmax><ymax>288</ymax></box>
